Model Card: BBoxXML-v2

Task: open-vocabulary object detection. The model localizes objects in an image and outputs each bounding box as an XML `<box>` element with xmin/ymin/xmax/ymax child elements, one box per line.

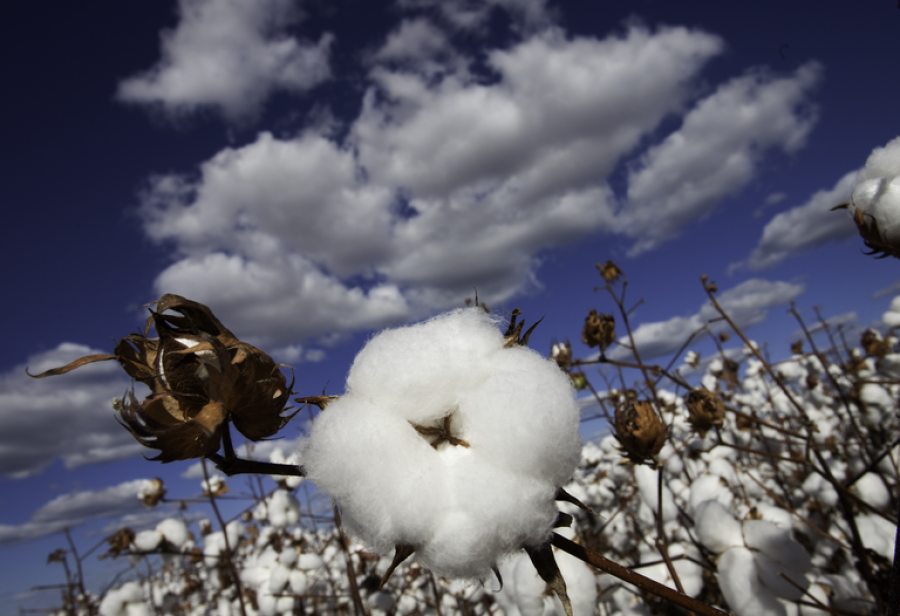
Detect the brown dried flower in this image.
<box><xmin>582</xmin><ymin>310</ymin><xmax>616</xmax><ymax>350</ymax></box>
<box><xmin>596</xmin><ymin>261</ymin><xmax>623</xmax><ymax>283</ymax></box>
<box><xmin>684</xmin><ymin>389</ymin><xmax>725</xmax><ymax>437</ymax></box>
<box><xmin>29</xmin><ymin>294</ymin><xmax>297</xmax><ymax>462</ymax></box>
<box><xmin>613</xmin><ymin>400</ymin><xmax>667</xmax><ymax>465</ymax></box>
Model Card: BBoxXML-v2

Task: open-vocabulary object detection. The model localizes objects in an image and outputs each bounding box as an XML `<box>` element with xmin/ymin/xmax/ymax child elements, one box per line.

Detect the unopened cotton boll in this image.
<box><xmin>303</xmin><ymin>308</ymin><xmax>582</xmax><ymax>580</ymax></box>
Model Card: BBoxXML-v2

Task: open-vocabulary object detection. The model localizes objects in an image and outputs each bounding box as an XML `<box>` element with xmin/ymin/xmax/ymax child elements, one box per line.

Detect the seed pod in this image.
<box><xmin>613</xmin><ymin>400</ymin><xmax>666</xmax><ymax>465</ymax></box>
<box><xmin>684</xmin><ymin>388</ymin><xmax>725</xmax><ymax>437</ymax></box>
<box><xmin>582</xmin><ymin>310</ymin><xmax>616</xmax><ymax>350</ymax></box>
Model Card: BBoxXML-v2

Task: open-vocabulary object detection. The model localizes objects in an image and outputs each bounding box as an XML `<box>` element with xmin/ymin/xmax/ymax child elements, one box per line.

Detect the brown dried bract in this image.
<box><xmin>861</xmin><ymin>329</ymin><xmax>890</xmax><ymax>358</ymax></box>
<box><xmin>834</xmin><ymin>202</ymin><xmax>900</xmax><ymax>259</ymax></box>
<box><xmin>30</xmin><ymin>294</ymin><xmax>298</xmax><ymax>462</ymax></box>
<box><xmin>596</xmin><ymin>261</ymin><xmax>623</xmax><ymax>283</ymax></box>
<box><xmin>550</xmin><ymin>341</ymin><xmax>573</xmax><ymax>369</ymax></box>
<box><xmin>613</xmin><ymin>400</ymin><xmax>666</xmax><ymax>465</ymax></box>
<box><xmin>684</xmin><ymin>389</ymin><xmax>725</xmax><ymax>437</ymax></box>
<box><xmin>141</xmin><ymin>477</ymin><xmax>166</xmax><ymax>507</ymax></box>
<box><xmin>582</xmin><ymin>310</ymin><xmax>616</xmax><ymax>350</ymax></box>
<box><xmin>101</xmin><ymin>528</ymin><xmax>136</xmax><ymax>560</ymax></box>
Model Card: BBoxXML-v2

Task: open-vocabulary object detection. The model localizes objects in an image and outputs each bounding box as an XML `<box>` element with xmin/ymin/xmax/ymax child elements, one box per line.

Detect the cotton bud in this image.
<box><xmin>684</xmin><ymin>389</ymin><xmax>725</xmax><ymax>436</ymax></box>
<box><xmin>834</xmin><ymin>135</ymin><xmax>900</xmax><ymax>259</ymax></box>
<box><xmin>581</xmin><ymin>310</ymin><xmax>616</xmax><ymax>351</ymax></box>
<box><xmin>613</xmin><ymin>400</ymin><xmax>666</xmax><ymax>465</ymax></box>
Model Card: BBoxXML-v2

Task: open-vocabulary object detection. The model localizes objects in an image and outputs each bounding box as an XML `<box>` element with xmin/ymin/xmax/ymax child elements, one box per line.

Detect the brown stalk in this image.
<box><xmin>550</xmin><ymin>533</ymin><xmax>728</xmax><ymax>616</ymax></box>
<box><xmin>201</xmin><ymin>458</ymin><xmax>248</xmax><ymax>616</ymax></box>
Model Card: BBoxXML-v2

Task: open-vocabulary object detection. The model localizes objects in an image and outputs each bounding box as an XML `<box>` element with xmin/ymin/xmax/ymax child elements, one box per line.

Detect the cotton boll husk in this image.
<box><xmin>851</xmin><ymin>473</ymin><xmax>890</xmax><ymax>510</ymax></box>
<box><xmin>717</xmin><ymin>547</ymin><xmax>786</xmax><ymax>616</ymax></box>
<box><xmin>634</xmin><ymin>465</ymin><xmax>677</xmax><ymax>522</ymax></box>
<box><xmin>742</xmin><ymin>520</ymin><xmax>812</xmax><ymax>572</ymax></box>
<box><xmin>856</xmin><ymin>513</ymin><xmax>896</xmax><ymax>560</ymax></box>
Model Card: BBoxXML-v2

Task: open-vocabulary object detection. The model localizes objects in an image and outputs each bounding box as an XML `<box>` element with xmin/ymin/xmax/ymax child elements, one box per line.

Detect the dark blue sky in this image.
<box><xmin>2</xmin><ymin>1</ymin><xmax>899</xmax><ymax>611</ymax></box>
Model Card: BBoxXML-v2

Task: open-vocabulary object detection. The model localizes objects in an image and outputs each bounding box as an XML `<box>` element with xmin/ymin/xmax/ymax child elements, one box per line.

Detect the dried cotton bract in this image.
<box><xmin>302</xmin><ymin>309</ymin><xmax>582</xmax><ymax>581</ymax></box>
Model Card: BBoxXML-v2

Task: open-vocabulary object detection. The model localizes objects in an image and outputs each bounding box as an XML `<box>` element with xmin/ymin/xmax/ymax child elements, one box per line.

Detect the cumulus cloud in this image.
<box><xmin>397</xmin><ymin>0</ymin><xmax>554</xmax><ymax>33</ymax></box>
<box><xmin>609</xmin><ymin>279</ymin><xmax>805</xmax><ymax>361</ymax></box>
<box><xmin>0</xmin><ymin>345</ymin><xmax>146</xmax><ymax>479</ymax></box>
<box><xmin>618</xmin><ymin>63</ymin><xmax>821</xmax><ymax>255</ymax></box>
<box><xmin>0</xmin><ymin>480</ymin><xmax>152</xmax><ymax>547</ymax></box>
<box><xmin>737</xmin><ymin>170</ymin><xmax>858</xmax><ymax>271</ymax></box>
<box><xmin>116</xmin><ymin>0</ymin><xmax>331</xmax><ymax>121</ymax></box>
<box><xmin>140</xmin><ymin>25</ymin><xmax>726</xmax><ymax>343</ymax></box>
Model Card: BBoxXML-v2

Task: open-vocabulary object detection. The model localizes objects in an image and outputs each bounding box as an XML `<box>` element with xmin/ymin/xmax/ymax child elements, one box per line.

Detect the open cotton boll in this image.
<box><xmin>856</xmin><ymin>513</ymin><xmax>896</xmax><ymax>560</ymax></box>
<box><xmin>694</xmin><ymin>500</ymin><xmax>743</xmax><ymax>554</ymax></box>
<box><xmin>303</xmin><ymin>308</ymin><xmax>581</xmax><ymax>580</ymax></box>
<box><xmin>742</xmin><ymin>519</ymin><xmax>812</xmax><ymax>573</ymax></box>
<box><xmin>156</xmin><ymin>518</ymin><xmax>189</xmax><ymax>548</ymax></box>
<box><xmin>717</xmin><ymin>547</ymin><xmax>786</xmax><ymax>616</ymax></box>
<box><xmin>634</xmin><ymin>465</ymin><xmax>677</xmax><ymax>522</ymax></box>
<box><xmin>851</xmin><ymin>473</ymin><xmax>890</xmax><ymax>510</ymax></box>
<box><xmin>266</xmin><ymin>490</ymin><xmax>301</xmax><ymax>528</ymax></box>
<box><xmin>132</xmin><ymin>529</ymin><xmax>162</xmax><ymax>552</ymax></box>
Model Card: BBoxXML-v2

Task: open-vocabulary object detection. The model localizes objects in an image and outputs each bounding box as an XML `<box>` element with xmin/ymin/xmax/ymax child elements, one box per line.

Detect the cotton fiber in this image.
<box><xmin>303</xmin><ymin>308</ymin><xmax>582</xmax><ymax>580</ymax></box>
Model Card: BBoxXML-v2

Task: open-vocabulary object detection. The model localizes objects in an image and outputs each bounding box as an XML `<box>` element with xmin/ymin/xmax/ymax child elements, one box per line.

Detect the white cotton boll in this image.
<box><xmin>742</xmin><ymin>520</ymin><xmax>812</xmax><ymax>572</ymax></box>
<box><xmin>634</xmin><ymin>465</ymin><xmax>677</xmax><ymax>522</ymax></box>
<box><xmin>289</xmin><ymin>570</ymin><xmax>308</xmax><ymax>595</ymax></box>
<box><xmin>753</xmin><ymin>504</ymin><xmax>792</xmax><ymax>531</ymax></box>
<box><xmin>156</xmin><ymin>518</ymin><xmax>189</xmax><ymax>548</ymax></box>
<box><xmin>801</xmin><ymin>472</ymin><xmax>838</xmax><ymax>508</ymax></box>
<box><xmin>707</xmin><ymin>458</ymin><xmax>738</xmax><ymax>487</ymax></box>
<box><xmin>688</xmin><ymin>474</ymin><xmax>733</xmax><ymax>516</ymax></box>
<box><xmin>303</xmin><ymin>309</ymin><xmax>582</xmax><ymax>580</ymax></box>
<box><xmin>268</xmin><ymin>563</ymin><xmax>290</xmax><ymax>595</ymax></box>
<box><xmin>753</xmin><ymin>552</ymin><xmax>809</xmax><ymax>601</ymax></box>
<box><xmin>694</xmin><ymin>500</ymin><xmax>743</xmax><ymax>554</ymax></box>
<box><xmin>217</xmin><ymin>597</ymin><xmax>232</xmax><ymax>616</ymax></box>
<box><xmin>856</xmin><ymin>513</ymin><xmax>896</xmax><ymax>560</ymax></box>
<box><xmin>798</xmin><ymin>583</ymin><xmax>831</xmax><ymax>616</ymax></box>
<box><xmin>133</xmin><ymin>530</ymin><xmax>162</xmax><ymax>552</ymax></box>
<box><xmin>776</xmin><ymin>361</ymin><xmax>806</xmax><ymax>382</ymax></box>
<box><xmin>125</xmin><ymin>603</ymin><xmax>151</xmax><ymax>616</ymax></box>
<box><xmin>278</xmin><ymin>546</ymin><xmax>297</xmax><ymax>567</ymax></box>
<box><xmin>266</xmin><ymin>490</ymin><xmax>301</xmax><ymax>528</ymax></box>
<box><xmin>717</xmin><ymin>547</ymin><xmax>786</xmax><ymax>616</ymax></box>
<box><xmin>257</xmin><ymin>590</ymin><xmax>277</xmax><ymax>616</ymax></box>
<box><xmin>225</xmin><ymin>520</ymin><xmax>244</xmax><ymax>548</ymax></box>
<box><xmin>851</xmin><ymin>473</ymin><xmax>890</xmax><ymax>510</ymax></box>
<box><xmin>296</xmin><ymin>553</ymin><xmax>324</xmax><ymax>570</ymax></box>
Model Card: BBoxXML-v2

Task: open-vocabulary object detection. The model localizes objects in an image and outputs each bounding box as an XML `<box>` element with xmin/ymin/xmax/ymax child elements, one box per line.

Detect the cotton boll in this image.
<box><xmin>851</xmin><ymin>473</ymin><xmax>890</xmax><ymax>511</ymax></box>
<box><xmin>156</xmin><ymin>518</ymin><xmax>189</xmax><ymax>548</ymax></box>
<box><xmin>266</xmin><ymin>490</ymin><xmax>301</xmax><ymax>528</ymax></box>
<box><xmin>798</xmin><ymin>583</ymin><xmax>831</xmax><ymax>616</ymax></box>
<box><xmin>268</xmin><ymin>563</ymin><xmax>290</xmax><ymax>595</ymax></box>
<box><xmin>688</xmin><ymin>474</ymin><xmax>733</xmax><ymax>516</ymax></box>
<box><xmin>296</xmin><ymin>553</ymin><xmax>324</xmax><ymax>570</ymax></box>
<box><xmin>304</xmin><ymin>309</ymin><xmax>582</xmax><ymax>580</ymax></box>
<box><xmin>694</xmin><ymin>501</ymin><xmax>743</xmax><ymax>554</ymax></box>
<box><xmin>289</xmin><ymin>570</ymin><xmax>308</xmax><ymax>595</ymax></box>
<box><xmin>717</xmin><ymin>547</ymin><xmax>786</xmax><ymax>616</ymax></box>
<box><xmin>634</xmin><ymin>465</ymin><xmax>677</xmax><ymax>522</ymax></box>
<box><xmin>742</xmin><ymin>520</ymin><xmax>812</xmax><ymax>572</ymax></box>
<box><xmin>133</xmin><ymin>530</ymin><xmax>162</xmax><ymax>552</ymax></box>
<box><xmin>125</xmin><ymin>603</ymin><xmax>151</xmax><ymax>616</ymax></box>
<box><xmin>753</xmin><ymin>504</ymin><xmax>792</xmax><ymax>531</ymax></box>
<box><xmin>856</xmin><ymin>513</ymin><xmax>896</xmax><ymax>560</ymax></box>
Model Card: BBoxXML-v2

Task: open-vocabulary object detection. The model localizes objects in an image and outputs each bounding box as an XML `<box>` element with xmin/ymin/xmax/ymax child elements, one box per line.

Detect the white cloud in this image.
<box><xmin>116</xmin><ymin>0</ymin><xmax>331</xmax><ymax>121</ymax></box>
<box><xmin>0</xmin><ymin>480</ymin><xmax>152</xmax><ymax>547</ymax></box>
<box><xmin>0</xmin><ymin>344</ymin><xmax>147</xmax><ymax>479</ymax></box>
<box><xmin>139</xmin><ymin>25</ymin><xmax>726</xmax><ymax>343</ymax></box>
<box><xmin>618</xmin><ymin>63</ymin><xmax>821</xmax><ymax>255</ymax></box>
<box><xmin>873</xmin><ymin>280</ymin><xmax>900</xmax><ymax>300</ymax></box>
<box><xmin>609</xmin><ymin>279</ymin><xmax>805</xmax><ymax>361</ymax></box>
<box><xmin>737</xmin><ymin>170</ymin><xmax>858</xmax><ymax>271</ymax></box>
<box><xmin>396</xmin><ymin>0</ymin><xmax>553</xmax><ymax>33</ymax></box>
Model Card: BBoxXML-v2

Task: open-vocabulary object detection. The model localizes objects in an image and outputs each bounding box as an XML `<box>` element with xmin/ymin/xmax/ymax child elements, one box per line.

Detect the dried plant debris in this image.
<box><xmin>685</xmin><ymin>388</ymin><xmax>726</xmax><ymax>437</ymax></box>
<box><xmin>613</xmin><ymin>400</ymin><xmax>667</xmax><ymax>466</ymax></box>
<box><xmin>581</xmin><ymin>310</ymin><xmax>616</xmax><ymax>351</ymax></box>
<box><xmin>29</xmin><ymin>294</ymin><xmax>297</xmax><ymax>462</ymax></box>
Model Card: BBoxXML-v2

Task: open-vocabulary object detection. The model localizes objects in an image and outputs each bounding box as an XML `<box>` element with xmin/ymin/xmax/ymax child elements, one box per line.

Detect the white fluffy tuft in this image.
<box><xmin>303</xmin><ymin>308</ymin><xmax>581</xmax><ymax>579</ymax></box>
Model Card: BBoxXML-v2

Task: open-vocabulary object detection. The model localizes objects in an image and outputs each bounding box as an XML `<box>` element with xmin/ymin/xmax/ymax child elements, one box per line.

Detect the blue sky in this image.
<box><xmin>2</xmin><ymin>0</ymin><xmax>900</xmax><ymax>611</ymax></box>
